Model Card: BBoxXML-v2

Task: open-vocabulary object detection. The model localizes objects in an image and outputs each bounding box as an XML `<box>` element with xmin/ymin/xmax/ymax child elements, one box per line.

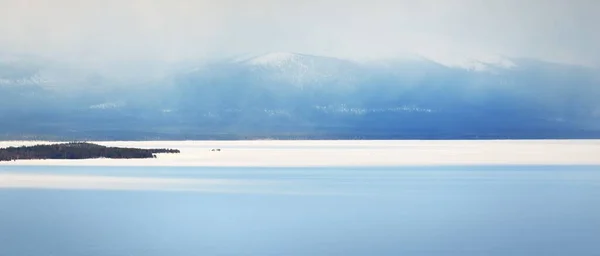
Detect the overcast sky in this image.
<box><xmin>0</xmin><ymin>0</ymin><xmax>598</xmax><ymax>66</ymax></box>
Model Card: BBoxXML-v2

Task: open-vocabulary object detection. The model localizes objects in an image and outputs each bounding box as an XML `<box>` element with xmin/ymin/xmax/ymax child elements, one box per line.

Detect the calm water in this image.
<box><xmin>1</xmin><ymin>165</ymin><xmax>600</xmax><ymax>256</ymax></box>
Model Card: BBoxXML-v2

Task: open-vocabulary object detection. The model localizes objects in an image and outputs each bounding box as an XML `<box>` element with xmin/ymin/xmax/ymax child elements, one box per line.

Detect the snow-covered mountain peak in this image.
<box><xmin>418</xmin><ymin>52</ymin><xmax>517</xmax><ymax>72</ymax></box>
<box><xmin>244</xmin><ymin>52</ymin><xmax>306</xmax><ymax>67</ymax></box>
<box><xmin>232</xmin><ymin>52</ymin><xmax>358</xmax><ymax>88</ymax></box>
<box><xmin>451</xmin><ymin>55</ymin><xmax>517</xmax><ymax>72</ymax></box>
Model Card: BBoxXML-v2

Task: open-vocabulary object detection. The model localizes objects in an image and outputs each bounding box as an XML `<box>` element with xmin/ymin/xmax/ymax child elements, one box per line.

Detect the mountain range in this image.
<box><xmin>1</xmin><ymin>52</ymin><xmax>599</xmax><ymax>140</ymax></box>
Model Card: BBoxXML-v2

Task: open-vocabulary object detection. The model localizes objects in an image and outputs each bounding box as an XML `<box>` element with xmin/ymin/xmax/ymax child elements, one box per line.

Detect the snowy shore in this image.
<box><xmin>1</xmin><ymin>140</ymin><xmax>599</xmax><ymax>167</ymax></box>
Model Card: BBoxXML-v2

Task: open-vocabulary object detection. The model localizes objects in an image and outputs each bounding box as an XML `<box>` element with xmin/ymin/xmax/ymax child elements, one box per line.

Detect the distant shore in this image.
<box><xmin>0</xmin><ymin>142</ymin><xmax>180</xmax><ymax>162</ymax></box>
<box><xmin>1</xmin><ymin>140</ymin><xmax>599</xmax><ymax>167</ymax></box>
<box><xmin>0</xmin><ymin>140</ymin><xmax>600</xmax><ymax>167</ymax></box>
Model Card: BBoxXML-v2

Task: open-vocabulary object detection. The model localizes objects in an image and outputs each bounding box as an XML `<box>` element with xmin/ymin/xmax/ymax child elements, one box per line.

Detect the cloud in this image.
<box><xmin>0</xmin><ymin>0</ymin><xmax>598</xmax><ymax>66</ymax></box>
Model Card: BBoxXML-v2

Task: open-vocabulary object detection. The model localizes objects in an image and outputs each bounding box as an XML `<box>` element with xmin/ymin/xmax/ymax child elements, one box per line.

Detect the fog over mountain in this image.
<box><xmin>1</xmin><ymin>0</ymin><xmax>598</xmax><ymax>139</ymax></box>
<box><xmin>2</xmin><ymin>0</ymin><xmax>599</xmax><ymax>65</ymax></box>
<box><xmin>1</xmin><ymin>52</ymin><xmax>598</xmax><ymax>140</ymax></box>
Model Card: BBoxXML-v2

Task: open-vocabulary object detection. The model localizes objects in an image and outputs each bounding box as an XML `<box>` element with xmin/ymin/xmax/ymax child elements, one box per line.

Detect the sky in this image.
<box><xmin>0</xmin><ymin>0</ymin><xmax>598</xmax><ymax>67</ymax></box>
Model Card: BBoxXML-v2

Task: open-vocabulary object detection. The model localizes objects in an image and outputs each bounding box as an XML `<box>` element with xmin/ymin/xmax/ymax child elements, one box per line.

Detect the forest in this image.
<box><xmin>0</xmin><ymin>142</ymin><xmax>180</xmax><ymax>161</ymax></box>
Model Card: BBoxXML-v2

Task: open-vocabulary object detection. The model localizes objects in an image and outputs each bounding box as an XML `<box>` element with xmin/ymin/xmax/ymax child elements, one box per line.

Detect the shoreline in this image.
<box><xmin>1</xmin><ymin>140</ymin><xmax>599</xmax><ymax>167</ymax></box>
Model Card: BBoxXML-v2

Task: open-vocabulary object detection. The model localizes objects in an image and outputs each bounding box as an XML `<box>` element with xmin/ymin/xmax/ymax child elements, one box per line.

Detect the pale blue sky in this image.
<box><xmin>0</xmin><ymin>0</ymin><xmax>598</xmax><ymax>66</ymax></box>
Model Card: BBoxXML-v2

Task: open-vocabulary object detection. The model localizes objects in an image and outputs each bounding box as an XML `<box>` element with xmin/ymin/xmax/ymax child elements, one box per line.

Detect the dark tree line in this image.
<box><xmin>0</xmin><ymin>142</ymin><xmax>180</xmax><ymax>161</ymax></box>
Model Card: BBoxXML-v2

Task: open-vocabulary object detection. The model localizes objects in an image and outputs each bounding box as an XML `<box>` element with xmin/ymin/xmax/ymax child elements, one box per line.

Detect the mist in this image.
<box><xmin>1</xmin><ymin>0</ymin><xmax>599</xmax><ymax>67</ymax></box>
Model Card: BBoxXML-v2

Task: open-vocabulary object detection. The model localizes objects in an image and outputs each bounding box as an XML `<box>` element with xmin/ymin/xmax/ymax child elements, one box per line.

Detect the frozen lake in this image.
<box><xmin>1</xmin><ymin>165</ymin><xmax>600</xmax><ymax>255</ymax></box>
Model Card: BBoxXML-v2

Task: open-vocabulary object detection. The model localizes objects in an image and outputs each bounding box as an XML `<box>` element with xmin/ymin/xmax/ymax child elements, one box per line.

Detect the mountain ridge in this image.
<box><xmin>0</xmin><ymin>53</ymin><xmax>598</xmax><ymax>140</ymax></box>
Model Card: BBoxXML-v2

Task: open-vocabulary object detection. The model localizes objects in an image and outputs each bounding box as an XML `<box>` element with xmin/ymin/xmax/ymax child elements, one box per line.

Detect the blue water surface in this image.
<box><xmin>1</xmin><ymin>165</ymin><xmax>599</xmax><ymax>256</ymax></box>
